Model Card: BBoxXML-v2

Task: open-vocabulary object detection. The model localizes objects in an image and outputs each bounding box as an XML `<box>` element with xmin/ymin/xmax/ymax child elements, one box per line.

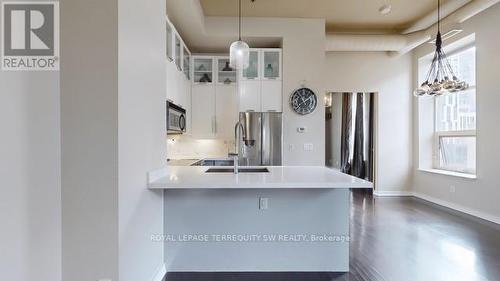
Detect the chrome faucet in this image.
<box><xmin>229</xmin><ymin>121</ymin><xmax>246</xmax><ymax>174</ymax></box>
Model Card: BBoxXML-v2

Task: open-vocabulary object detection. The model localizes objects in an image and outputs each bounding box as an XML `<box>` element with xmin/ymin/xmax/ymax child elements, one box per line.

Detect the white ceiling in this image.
<box><xmin>200</xmin><ymin>0</ymin><xmax>456</xmax><ymax>32</ymax></box>
<box><xmin>167</xmin><ymin>0</ymin><xmax>472</xmax><ymax>52</ymax></box>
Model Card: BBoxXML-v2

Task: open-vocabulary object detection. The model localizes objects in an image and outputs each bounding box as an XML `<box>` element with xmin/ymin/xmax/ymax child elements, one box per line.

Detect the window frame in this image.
<box><xmin>431</xmin><ymin>46</ymin><xmax>477</xmax><ymax>175</ymax></box>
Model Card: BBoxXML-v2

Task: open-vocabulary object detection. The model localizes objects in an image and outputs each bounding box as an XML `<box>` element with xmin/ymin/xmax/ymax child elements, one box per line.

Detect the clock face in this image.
<box><xmin>290</xmin><ymin>88</ymin><xmax>317</xmax><ymax>115</ymax></box>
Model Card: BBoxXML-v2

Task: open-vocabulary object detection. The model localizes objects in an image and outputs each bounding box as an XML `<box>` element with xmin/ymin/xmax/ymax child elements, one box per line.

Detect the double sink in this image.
<box><xmin>191</xmin><ymin>158</ymin><xmax>269</xmax><ymax>174</ymax></box>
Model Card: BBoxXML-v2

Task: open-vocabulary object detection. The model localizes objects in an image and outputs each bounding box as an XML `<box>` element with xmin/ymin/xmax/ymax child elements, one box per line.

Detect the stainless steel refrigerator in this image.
<box><xmin>238</xmin><ymin>112</ymin><xmax>282</xmax><ymax>166</ymax></box>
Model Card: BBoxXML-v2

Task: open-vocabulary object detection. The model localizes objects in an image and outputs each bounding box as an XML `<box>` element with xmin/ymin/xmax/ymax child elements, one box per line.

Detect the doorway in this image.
<box><xmin>325</xmin><ymin>92</ymin><xmax>377</xmax><ymax>188</ymax></box>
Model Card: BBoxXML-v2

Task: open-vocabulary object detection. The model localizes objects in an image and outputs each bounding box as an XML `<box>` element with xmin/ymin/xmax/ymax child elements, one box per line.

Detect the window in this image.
<box><xmin>434</xmin><ymin>47</ymin><xmax>476</xmax><ymax>174</ymax></box>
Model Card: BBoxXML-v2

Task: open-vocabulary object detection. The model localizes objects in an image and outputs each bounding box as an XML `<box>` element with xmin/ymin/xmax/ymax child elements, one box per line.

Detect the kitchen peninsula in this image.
<box><xmin>149</xmin><ymin>166</ymin><xmax>372</xmax><ymax>272</ymax></box>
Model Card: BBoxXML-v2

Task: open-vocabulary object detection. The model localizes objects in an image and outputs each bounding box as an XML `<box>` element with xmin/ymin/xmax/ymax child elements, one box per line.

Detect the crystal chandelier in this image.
<box><xmin>414</xmin><ymin>0</ymin><xmax>469</xmax><ymax>97</ymax></box>
<box><xmin>229</xmin><ymin>0</ymin><xmax>250</xmax><ymax>69</ymax></box>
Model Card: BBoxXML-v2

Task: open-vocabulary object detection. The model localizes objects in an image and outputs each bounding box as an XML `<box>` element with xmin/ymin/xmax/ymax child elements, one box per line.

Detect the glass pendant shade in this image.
<box><xmin>229</xmin><ymin>0</ymin><xmax>249</xmax><ymax>70</ymax></box>
<box><xmin>229</xmin><ymin>40</ymin><xmax>249</xmax><ymax>70</ymax></box>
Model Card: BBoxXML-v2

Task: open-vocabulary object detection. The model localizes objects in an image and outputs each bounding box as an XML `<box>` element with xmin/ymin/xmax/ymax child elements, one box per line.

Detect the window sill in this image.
<box><xmin>418</xmin><ymin>168</ymin><xmax>477</xmax><ymax>179</ymax></box>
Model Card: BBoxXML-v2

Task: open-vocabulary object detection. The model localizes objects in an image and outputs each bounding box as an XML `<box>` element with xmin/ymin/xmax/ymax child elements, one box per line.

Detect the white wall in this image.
<box><xmin>324</xmin><ymin>52</ymin><xmax>413</xmax><ymax>193</ymax></box>
<box><xmin>118</xmin><ymin>0</ymin><xmax>167</xmax><ymax>280</ymax></box>
<box><xmin>61</xmin><ymin>0</ymin><xmax>119</xmax><ymax>280</ymax></box>
<box><xmin>61</xmin><ymin>0</ymin><xmax>167</xmax><ymax>280</ymax></box>
<box><xmin>0</xmin><ymin>1</ymin><xmax>61</xmax><ymax>280</ymax></box>
<box><xmin>0</xmin><ymin>58</ymin><xmax>61</xmax><ymax>281</ymax></box>
<box><xmin>412</xmin><ymin>3</ymin><xmax>500</xmax><ymax>223</ymax></box>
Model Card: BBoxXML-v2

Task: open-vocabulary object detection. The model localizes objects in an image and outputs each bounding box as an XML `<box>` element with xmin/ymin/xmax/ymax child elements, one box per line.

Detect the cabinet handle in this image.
<box><xmin>267</xmin><ymin>110</ymin><xmax>277</xmax><ymax>112</ymax></box>
<box><xmin>212</xmin><ymin>116</ymin><xmax>216</xmax><ymax>134</ymax></box>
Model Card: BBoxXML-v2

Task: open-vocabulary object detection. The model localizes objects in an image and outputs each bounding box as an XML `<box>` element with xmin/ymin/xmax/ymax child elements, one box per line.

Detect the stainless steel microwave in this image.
<box><xmin>166</xmin><ymin>101</ymin><xmax>186</xmax><ymax>134</ymax></box>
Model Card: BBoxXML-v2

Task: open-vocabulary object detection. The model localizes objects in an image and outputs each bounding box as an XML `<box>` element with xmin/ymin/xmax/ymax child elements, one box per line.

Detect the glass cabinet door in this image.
<box><xmin>242</xmin><ymin>50</ymin><xmax>259</xmax><ymax>80</ymax></box>
<box><xmin>166</xmin><ymin>24</ymin><xmax>173</xmax><ymax>61</ymax></box>
<box><xmin>175</xmin><ymin>35</ymin><xmax>182</xmax><ymax>71</ymax></box>
<box><xmin>262</xmin><ymin>50</ymin><xmax>281</xmax><ymax>80</ymax></box>
<box><xmin>193</xmin><ymin>57</ymin><xmax>213</xmax><ymax>84</ymax></box>
<box><xmin>217</xmin><ymin>57</ymin><xmax>236</xmax><ymax>84</ymax></box>
<box><xmin>183</xmin><ymin>47</ymin><xmax>190</xmax><ymax>80</ymax></box>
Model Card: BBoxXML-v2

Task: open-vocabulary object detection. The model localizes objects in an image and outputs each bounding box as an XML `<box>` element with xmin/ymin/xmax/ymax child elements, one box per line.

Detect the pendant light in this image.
<box><xmin>229</xmin><ymin>0</ymin><xmax>250</xmax><ymax>69</ymax></box>
<box><xmin>414</xmin><ymin>0</ymin><xmax>469</xmax><ymax>97</ymax></box>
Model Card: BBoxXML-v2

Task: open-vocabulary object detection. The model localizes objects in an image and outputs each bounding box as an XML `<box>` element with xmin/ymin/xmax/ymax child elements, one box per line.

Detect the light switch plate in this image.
<box><xmin>297</xmin><ymin>127</ymin><xmax>307</xmax><ymax>133</ymax></box>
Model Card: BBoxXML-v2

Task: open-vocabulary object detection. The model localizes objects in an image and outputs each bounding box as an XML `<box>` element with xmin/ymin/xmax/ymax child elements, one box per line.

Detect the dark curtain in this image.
<box><xmin>352</xmin><ymin>92</ymin><xmax>365</xmax><ymax>179</ymax></box>
<box><xmin>339</xmin><ymin>92</ymin><xmax>374</xmax><ymax>182</ymax></box>
<box><xmin>340</xmin><ymin>93</ymin><xmax>352</xmax><ymax>175</ymax></box>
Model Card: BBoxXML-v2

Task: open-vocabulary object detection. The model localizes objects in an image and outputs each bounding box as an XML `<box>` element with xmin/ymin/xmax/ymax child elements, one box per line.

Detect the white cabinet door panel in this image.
<box><xmin>216</xmin><ymin>85</ymin><xmax>238</xmax><ymax>138</ymax></box>
<box><xmin>239</xmin><ymin>80</ymin><xmax>261</xmax><ymax>112</ymax></box>
<box><xmin>166</xmin><ymin>62</ymin><xmax>179</xmax><ymax>104</ymax></box>
<box><xmin>192</xmin><ymin>84</ymin><xmax>216</xmax><ymax>137</ymax></box>
<box><xmin>261</xmin><ymin>80</ymin><xmax>282</xmax><ymax>112</ymax></box>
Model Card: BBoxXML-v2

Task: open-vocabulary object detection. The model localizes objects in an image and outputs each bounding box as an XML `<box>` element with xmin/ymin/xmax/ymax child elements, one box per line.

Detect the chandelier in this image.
<box><xmin>414</xmin><ymin>0</ymin><xmax>469</xmax><ymax>97</ymax></box>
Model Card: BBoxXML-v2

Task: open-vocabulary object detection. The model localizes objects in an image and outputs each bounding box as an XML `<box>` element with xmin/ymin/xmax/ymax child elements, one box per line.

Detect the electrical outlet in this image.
<box><xmin>259</xmin><ymin>197</ymin><xmax>269</xmax><ymax>210</ymax></box>
<box><xmin>289</xmin><ymin>144</ymin><xmax>295</xmax><ymax>151</ymax></box>
<box><xmin>303</xmin><ymin>143</ymin><xmax>314</xmax><ymax>151</ymax></box>
<box><xmin>449</xmin><ymin>185</ymin><xmax>456</xmax><ymax>193</ymax></box>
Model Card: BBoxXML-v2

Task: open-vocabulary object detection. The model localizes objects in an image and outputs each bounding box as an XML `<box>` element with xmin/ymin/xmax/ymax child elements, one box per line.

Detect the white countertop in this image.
<box><xmin>148</xmin><ymin>166</ymin><xmax>373</xmax><ymax>189</ymax></box>
<box><xmin>167</xmin><ymin>158</ymin><xmax>200</xmax><ymax>166</ymax></box>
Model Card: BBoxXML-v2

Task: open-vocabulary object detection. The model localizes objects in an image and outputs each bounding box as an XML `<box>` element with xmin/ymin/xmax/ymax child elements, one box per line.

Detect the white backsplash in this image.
<box><xmin>167</xmin><ymin>135</ymin><xmax>235</xmax><ymax>160</ymax></box>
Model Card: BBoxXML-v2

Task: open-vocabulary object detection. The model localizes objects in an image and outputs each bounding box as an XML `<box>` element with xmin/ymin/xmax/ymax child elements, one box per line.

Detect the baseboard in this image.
<box><xmin>373</xmin><ymin>190</ymin><xmax>414</xmax><ymax>197</ymax></box>
<box><xmin>152</xmin><ymin>263</ymin><xmax>166</xmax><ymax>281</ymax></box>
<box><xmin>413</xmin><ymin>192</ymin><xmax>500</xmax><ymax>225</ymax></box>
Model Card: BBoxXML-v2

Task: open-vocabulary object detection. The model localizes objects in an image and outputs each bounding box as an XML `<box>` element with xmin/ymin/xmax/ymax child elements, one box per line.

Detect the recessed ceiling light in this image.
<box><xmin>379</xmin><ymin>4</ymin><xmax>392</xmax><ymax>15</ymax></box>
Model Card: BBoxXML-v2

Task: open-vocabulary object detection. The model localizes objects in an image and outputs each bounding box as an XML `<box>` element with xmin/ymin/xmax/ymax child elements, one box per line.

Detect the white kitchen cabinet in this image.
<box><xmin>166</xmin><ymin>16</ymin><xmax>191</xmax><ymax>110</ymax></box>
<box><xmin>191</xmin><ymin>84</ymin><xmax>216</xmax><ymax>137</ymax></box>
<box><xmin>261</xmin><ymin>80</ymin><xmax>282</xmax><ymax>112</ymax></box>
<box><xmin>238</xmin><ymin>48</ymin><xmax>282</xmax><ymax>112</ymax></box>
<box><xmin>216</xmin><ymin>57</ymin><xmax>237</xmax><ymax>85</ymax></box>
<box><xmin>183</xmin><ymin>76</ymin><xmax>192</xmax><ymax>134</ymax></box>
<box><xmin>183</xmin><ymin>46</ymin><xmax>191</xmax><ymax>80</ymax></box>
<box><xmin>262</xmin><ymin>49</ymin><xmax>282</xmax><ymax>81</ymax></box>
<box><xmin>166</xmin><ymin>23</ymin><xmax>173</xmax><ymax>62</ymax></box>
<box><xmin>174</xmin><ymin>34</ymin><xmax>182</xmax><ymax>71</ymax></box>
<box><xmin>216</xmin><ymin>84</ymin><xmax>238</xmax><ymax>138</ymax></box>
<box><xmin>241</xmin><ymin>50</ymin><xmax>260</xmax><ymax>80</ymax></box>
<box><xmin>166</xmin><ymin>60</ymin><xmax>180</xmax><ymax>104</ymax></box>
<box><xmin>192</xmin><ymin>57</ymin><xmax>214</xmax><ymax>85</ymax></box>
<box><xmin>191</xmin><ymin>55</ymin><xmax>237</xmax><ymax>138</ymax></box>
<box><xmin>239</xmin><ymin>80</ymin><xmax>261</xmax><ymax>112</ymax></box>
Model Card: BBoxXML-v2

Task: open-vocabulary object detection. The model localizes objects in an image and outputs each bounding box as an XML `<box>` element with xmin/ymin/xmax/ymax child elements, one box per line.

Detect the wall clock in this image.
<box><xmin>290</xmin><ymin>87</ymin><xmax>317</xmax><ymax>115</ymax></box>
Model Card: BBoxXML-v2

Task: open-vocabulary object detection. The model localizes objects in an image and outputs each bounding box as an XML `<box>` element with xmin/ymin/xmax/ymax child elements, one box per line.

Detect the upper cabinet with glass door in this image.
<box><xmin>193</xmin><ymin>56</ymin><xmax>214</xmax><ymax>85</ymax></box>
<box><xmin>166</xmin><ymin>23</ymin><xmax>173</xmax><ymax>62</ymax></box>
<box><xmin>217</xmin><ymin>57</ymin><xmax>236</xmax><ymax>84</ymax></box>
<box><xmin>183</xmin><ymin>46</ymin><xmax>190</xmax><ymax>80</ymax></box>
<box><xmin>174</xmin><ymin>34</ymin><xmax>182</xmax><ymax>71</ymax></box>
<box><xmin>240</xmin><ymin>49</ymin><xmax>282</xmax><ymax>81</ymax></box>
<box><xmin>241</xmin><ymin>49</ymin><xmax>260</xmax><ymax>80</ymax></box>
<box><xmin>262</xmin><ymin>49</ymin><xmax>281</xmax><ymax>80</ymax></box>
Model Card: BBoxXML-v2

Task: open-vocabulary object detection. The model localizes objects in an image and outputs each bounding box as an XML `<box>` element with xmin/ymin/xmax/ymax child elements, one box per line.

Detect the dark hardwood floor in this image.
<box><xmin>166</xmin><ymin>190</ymin><xmax>500</xmax><ymax>281</ymax></box>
